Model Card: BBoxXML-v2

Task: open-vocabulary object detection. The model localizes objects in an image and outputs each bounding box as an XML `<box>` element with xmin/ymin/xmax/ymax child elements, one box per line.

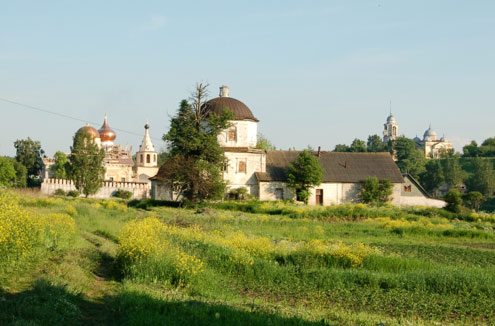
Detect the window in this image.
<box><xmin>228</xmin><ymin>129</ymin><xmax>236</xmax><ymax>141</ymax></box>
<box><xmin>140</xmin><ymin>154</ymin><xmax>143</xmax><ymax>163</ymax></box>
<box><xmin>147</xmin><ymin>154</ymin><xmax>151</xmax><ymax>163</ymax></box>
<box><xmin>275</xmin><ymin>188</ymin><xmax>284</xmax><ymax>200</ymax></box>
<box><xmin>238</xmin><ymin>160</ymin><xmax>246</xmax><ymax>173</ymax></box>
<box><xmin>404</xmin><ymin>185</ymin><xmax>412</xmax><ymax>192</ymax></box>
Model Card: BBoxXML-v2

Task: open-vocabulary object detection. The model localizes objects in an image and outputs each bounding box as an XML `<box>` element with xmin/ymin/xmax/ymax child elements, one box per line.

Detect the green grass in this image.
<box><xmin>1</xmin><ymin>195</ymin><xmax>495</xmax><ymax>325</ymax></box>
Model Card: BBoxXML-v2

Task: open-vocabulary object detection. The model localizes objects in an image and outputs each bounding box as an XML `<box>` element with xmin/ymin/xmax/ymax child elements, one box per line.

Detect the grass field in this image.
<box><xmin>1</xmin><ymin>191</ymin><xmax>495</xmax><ymax>325</ymax></box>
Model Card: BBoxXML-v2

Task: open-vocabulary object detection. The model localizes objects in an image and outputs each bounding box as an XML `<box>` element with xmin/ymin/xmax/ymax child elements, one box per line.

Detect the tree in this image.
<box><xmin>0</xmin><ymin>157</ymin><xmax>16</xmax><ymax>188</ymax></box>
<box><xmin>420</xmin><ymin>160</ymin><xmax>445</xmax><ymax>194</ymax></box>
<box><xmin>256</xmin><ymin>133</ymin><xmax>276</xmax><ymax>150</ymax></box>
<box><xmin>349</xmin><ymin>139</ymin><xmax>367</xmax><ymax>152</ymax></box>
<box><xmin>286</xmin><ymin>150</ymin><xmax>323</xmax><ymax>204</ymax></box>
<box><xmin>67</xmin><ymin>130</ymin><xmax>105</xmax><ymax>197</ymax></box>
<box><xmin>50</xmin><ymin>151</ymin><xmax>68</xmax><ymax>179</ymax></box>
<box><xmin>444</xmin><ymin>189</ymin><xmax>463</xmax><ymax>213</ymax></box>
<box><xmin>442</xmin><ymin>158</ymin><xmax>465</xmax><ymax>190</ymax></box>
<box><xmin>367</xmin><ymin>134</ymin><xmax>385</xmax><ymax>152</ymax></box>
<box><xmin>463</xmin><ymin>191</ymin><xmax>486</xmax><ymax>212</ymax></box>
<box><xmin>13</xmin><ymin>138</ymin><xmax>44</xmax><ymax>186</ymax></box>
<box><xmin>334</xmin><ymin>144</ymin><xmax>349</xmax><ymax>152</ymax></box>
<box><xmin>465</xmin><ymin>158</ymin><xmax>495</xmax><ymax>196</ymax></box>
<box><xmin>463</xmin><ymin>141</ymin><xmax>479</xmax><ymax>157</ymax></box>
<box><xmin>163</xmin><ymin>83</ymin><xmax>233</xmax><ymax>203</ymax></box>
<box><xmin>394</xmin><ymin>137</ymin><xmax>426</xmax><ymax>178</ymax></box>
<box><xmin>361</xmin><ymin>177</ymin><xmax>393</xmax><ymax>204</ymax></box>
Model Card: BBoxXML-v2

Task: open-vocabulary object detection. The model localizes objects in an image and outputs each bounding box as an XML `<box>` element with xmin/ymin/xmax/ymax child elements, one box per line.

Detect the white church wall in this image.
<box><xmin>218</xmin><ymin>121</ymin><xmax>258</xmax><ymax>148</ymax></box>
<box><xmin>223</xmin><ymin>151</ymin><xmax>265</xmax><ymax>196</ymax></box>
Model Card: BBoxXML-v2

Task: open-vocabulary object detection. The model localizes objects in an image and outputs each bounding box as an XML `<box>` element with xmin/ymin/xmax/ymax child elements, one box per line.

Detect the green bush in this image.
<box><xmin>66</xmin><ymin>190</ymin><xmax>80</xmax><ymax>198</ymax></box>
<box><xmin>445</xmin><ymin>190</ymin><xmax>462</xmax><ymax>213</ymax></box>
<box><xmin>113</xmin><ymin>189</ymin><xmax>133</xmax><ymax>200</ymax></box>
<box><xmin>53</xmin><ymin>189</ymin><xmax>66</xmax><ymax>196</ymax></box>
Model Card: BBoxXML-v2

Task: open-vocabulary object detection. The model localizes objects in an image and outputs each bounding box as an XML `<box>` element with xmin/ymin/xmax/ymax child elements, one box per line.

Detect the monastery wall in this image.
<box><xmin>41</xmin><ymin>178</ymin><xmax>150</xmax><ymax>199</ymax></box>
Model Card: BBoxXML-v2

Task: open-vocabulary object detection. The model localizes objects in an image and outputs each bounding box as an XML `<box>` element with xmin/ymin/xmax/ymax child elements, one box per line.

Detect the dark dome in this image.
<box><xmin>76</xmin><ymin>123</ymin><xmax>100</xmax><ymax>139</ymax></box>
<box><xmin>203</xmin><ymin>97</ymin><xmax>258</xmax><ymax>122</ymax></box>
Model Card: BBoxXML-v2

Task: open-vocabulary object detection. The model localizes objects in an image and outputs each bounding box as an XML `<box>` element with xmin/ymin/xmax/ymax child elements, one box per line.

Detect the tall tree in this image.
<box><xmin>13</xmin><ymin>137</ymin><xmax>44</xmax><ymax>186</ymax></box>
<box><xmin>286</xmin><ymin>150</ymin><xmax>323</xmax><ymax>204</ymax></box>
<box><xmin>0</xmin><ymin>157</ymin><xmax>16</xmax><ymax>188</ymax></box>
<box><xmin>420</xmin><ymin>160</ymin><xmax>445</xmax><ymax>194</ymax></box>
<box><xmin>50</xmin><ymin>151</ymin><xmax>69</xmax><ymax>179</ymax></box>
<box><xmin>465</xmin><ymin>158</ymin><xmax>495</xmax><ymax>196</ymax></box>
<box><xmin>394</xmin><ymin>137</ymin><xmax>426</xmax><ymax>178</ymax></box>
<box><xmin>367</xmin><ymin>134</ymin><xmax>385</xmax><ymax>152</ymax></box>
<box><xmin>67</xmin><ymin>131</ymin><xmax>105</xmax><ymax>197</ymax></box>
<box><xmin>442</xmin><ymin>158</ymin><xmax>465</xmax><ymax>190</ymax></box>
<box><xmin>349</xmin><ymin>139</ymin><xmax>367</xmax><ymax>152</ymax></box>
<box><xmin>255</xmin><ymin>133</ymin><xmax>276</xmax><ymax>150</ymax></box>
<box><xmin>163</xmin><ymin>83</ymin><xmax>233</xmax><ymax>202</ymax></box>
<box><xmin>462</xmin><ymin>141</ymin><xmax>479</xmax><ymax>157</ymax></box>
<box><xmin>334</xmin><ymin>144</ymin><xmax>349</xmax><ymax>152</ymax></box>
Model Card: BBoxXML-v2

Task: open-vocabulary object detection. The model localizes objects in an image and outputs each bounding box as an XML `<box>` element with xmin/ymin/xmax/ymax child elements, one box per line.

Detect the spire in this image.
<box><xmin>139</xmin><ymin>121</ymin><xmax>155</xmax><ymax>152</ymax></box>
<box><xmin>389</xmin><ymin>100</ymin><xmax>392</xmax><ymax>116</ymax></box>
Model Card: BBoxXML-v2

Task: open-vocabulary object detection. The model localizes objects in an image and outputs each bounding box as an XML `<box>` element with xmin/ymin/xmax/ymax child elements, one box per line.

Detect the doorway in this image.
<box><xmin>315</xmin><ymin>189</ymin><xmax>323</xmax><ymax>205</ymax></box>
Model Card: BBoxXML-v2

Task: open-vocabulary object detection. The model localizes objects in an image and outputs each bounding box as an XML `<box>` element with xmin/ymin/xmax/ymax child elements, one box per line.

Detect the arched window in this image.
<box><xmin>147</xmin><ymin>154</ymin><xmax>151</xmax><ymax>163</ymax></box>
<box><xmin>393</xmin><ymin>126</ymin><xmax>397</xmax><ymax>135</ymax></box>
<box><xmin>140</xmin><ymin>154</ymin><xmax>143</xmax><ymax>163</ymax></box>
<box><xmin>228</xmin><ymin>129</ymin><xmax>236</xmax><ymax>141</ymax></box>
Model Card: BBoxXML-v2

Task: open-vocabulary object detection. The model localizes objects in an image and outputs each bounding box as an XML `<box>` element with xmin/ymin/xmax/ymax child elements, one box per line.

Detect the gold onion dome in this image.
<box><xmin>98</xmin><ymin>115</ymin><xmax>116</xmax><ymax>142</ymax></box>
<box><xmin>76</xmin><ymin>123</ymin><xmax>100</xmax><ymax>139</ymax></box>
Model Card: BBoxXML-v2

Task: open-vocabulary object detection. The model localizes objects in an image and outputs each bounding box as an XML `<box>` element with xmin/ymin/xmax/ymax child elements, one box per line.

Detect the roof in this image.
<box><xmin>256</xmin><ymin>151</ymin><xmax>404</xmax><ymax>183</ymax></box>
<box><xmin>402</xmin><ymin>173</ymin><xmax>431</xmax><ymax>198</ymax></box>
<box><xmin>202</xmin><ymin>97</ymin><xmax>258</xmax><ymax>122</ymax></box>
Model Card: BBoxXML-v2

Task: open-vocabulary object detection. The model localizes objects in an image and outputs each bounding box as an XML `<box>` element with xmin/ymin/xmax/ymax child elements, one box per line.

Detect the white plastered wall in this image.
<box><xmin>218</xmin><ymin>120</ymin><xmax>258</xmax><ymax>148</ymax></box>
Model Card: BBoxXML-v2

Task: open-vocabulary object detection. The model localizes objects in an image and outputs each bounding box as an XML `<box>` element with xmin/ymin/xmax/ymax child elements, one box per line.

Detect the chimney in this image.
<box><xmin>317</xmin><ymin>146</ymin><xmax>321</xmax><ymax>157</ymax></box>
<box><xmin>219</xmin><ymin>85</ymin><xmax>230</xmax><ymax>97</ymax></box>
<box><xmin>345</xmin><ymin>161</ymin><xmax>348</xmax><ymax>168</ymax></box>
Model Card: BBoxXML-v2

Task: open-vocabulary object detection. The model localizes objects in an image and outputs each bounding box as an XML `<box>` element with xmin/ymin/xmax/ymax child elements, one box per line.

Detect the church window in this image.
<box><xmin>393</xmin><ymin>126</ymin><xmax>397</xmax><ymax>135</ymax></box>
<box><xmin>238</xmin><ymin>160</ymin><xmax>246</xmax><ymax>173</ymax></box>
<box><xmin>140</xmin><ymin>154</ymin><xmax>143</xmax><ymax>163</ymax></box>
<box><xmin>228</xmin><ymin>129</ymin><xmax>236</xmax><ymax>141</ymax></box>
<box><xmin>147</xmin><ymin>154</ymin><xmax>151</xmax><ymax>163</ymax></box>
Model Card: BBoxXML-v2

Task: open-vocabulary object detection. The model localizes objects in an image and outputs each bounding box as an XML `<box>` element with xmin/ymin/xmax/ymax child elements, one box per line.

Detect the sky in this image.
<box><xmin>1</xmin><ymin>0</ymin><xmax>494</xmax><ymax>156</ymax></box>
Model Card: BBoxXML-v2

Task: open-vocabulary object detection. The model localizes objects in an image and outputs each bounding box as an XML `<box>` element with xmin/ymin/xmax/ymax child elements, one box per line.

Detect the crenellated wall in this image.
<box><xmin>41</xmin><ymin>178</ymin><xmax>150</xmax><ymax>199</ymax></box>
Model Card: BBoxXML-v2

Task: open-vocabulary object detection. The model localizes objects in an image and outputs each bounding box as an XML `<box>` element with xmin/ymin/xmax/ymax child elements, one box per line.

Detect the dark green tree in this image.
<box><xmin>50</xmin><ymin>151</ymin><xmax>68</xmax><ymax>179</ymax></box>
<box><xmin>462</xmin><ymin>141</ymin><xmax>479</xmax><ymax>157</ymax></box>
<box><xmin>462</xmin><ymin>191</ymin><xmax>486</xmax><ymax>212</ymax></box>
<box><xmin>442</xmin><ymin>158</ymin><xmax>465</xmax><ymax>190</ymax></box>
<box><xmin>286</xmin><ymin>150</ymin><xmax>323</xmax><ymax>204</ymax></box>
<box><xmin>465</xmin><ymin>158</ymin><xmax>495</xmax><ymax>196</ymax></box>
<box><xmin>163</xmin><ymin>83</ymin><xmax>233</xmax><ymax>203</ymax></box>
<box><xmin>0</xmin><ymin>157</ymin><xmax>16</xmax><ymax>188</ymax></box>
<box><xmin>334</xmin><ymin>144</ymin><xmax>350</xmax><ymax>152</ymax></box>
<box><xmin>13</xmin><ymin>137</ymin><xmax>44</xmax><ymax>186</ymax></box>
<box><xmin>367</xmin><ymin>134</ymin><xmax>385</xmax><ymax>152</ymax></box>
<box><xmin>420</xmin><ymin>160</ymin><xmax>445</xmax><ymax>194</ymax></box>
<box><xmin>67</xmin><ymin>131</ymin><xmax>105</xmax><ymax>197</ymax></box>
<box><xmin>394</xmin><ymin>137</ymin><xmax>426</xmax><ymax>178</ymax></box>
<box><xmin>349</xmin><ymin>139</ymin><xmax>367</xmax><ymax>152</ymax></box>
<box><xmin>255</xmin><ymin>133</ymin><xmax>276</xmax><ymax>150</ymax></box>
<box><xmin>444</xmin><ymin>189</ymin><xmax>463</xmax><ymax>213</ymax></box>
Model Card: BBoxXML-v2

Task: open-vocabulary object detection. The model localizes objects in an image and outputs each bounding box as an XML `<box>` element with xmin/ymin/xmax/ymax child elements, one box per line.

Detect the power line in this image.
<box><xmin>0</xmin><ymin>97</ymin><xmax>164</xmax><ymax>142</ymax></box>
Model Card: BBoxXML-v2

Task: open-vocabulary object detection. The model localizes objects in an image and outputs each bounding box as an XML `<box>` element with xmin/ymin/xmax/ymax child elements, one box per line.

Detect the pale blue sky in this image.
<box><xmin>1</xmin><ymin>1</ymin><xmax>494</xmax><ymax>156</ymax></box>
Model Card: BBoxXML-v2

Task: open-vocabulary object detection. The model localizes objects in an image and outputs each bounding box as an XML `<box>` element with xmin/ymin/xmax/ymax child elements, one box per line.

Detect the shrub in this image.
<box><xmin>66</xmin><ymin>190</ymin><xmax>80</xmax><ymax>198</ymax></box>
<box><xmin>113</xmin><ymin>189</ymin><xmax>133</xmax><ymax>200</ymax></box>
<box><xmin>445</xmin><ymin>190</ymin><xmax>462</xmax><ymax>213</ymax></box>
<box><xmin>53</xmin><ymin>189</ymin><xmax>66</xmax><ymax>196</ymax></box>
<box><xmin>227</xmin><ymin>187</ymin><xmax>249</xmax><ymax>200</ymax></box>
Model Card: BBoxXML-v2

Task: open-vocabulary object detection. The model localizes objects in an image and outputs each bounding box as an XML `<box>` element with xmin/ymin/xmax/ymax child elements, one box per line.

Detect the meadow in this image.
<box><xmin>1</xmin><ymin>191</ymin><xmax>495</xmax><ymax>325</ymax></box>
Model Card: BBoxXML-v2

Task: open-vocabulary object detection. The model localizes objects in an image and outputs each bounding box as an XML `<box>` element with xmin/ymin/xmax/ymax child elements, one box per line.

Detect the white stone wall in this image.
<box><xmin>41</xmin><ymin>178</ymin><xmax>150</xmax><ymax>199</ymax></box>
<box><xmin>218</xmin><ymin>121</ymin><xmax>258</xmax><ymax>148</ymax></box>
<box><xmin>400</xmin><ymin>196</ymin><xmax>446</xmax><ymax>208</ymax></box>
<box><xmin>136</xmin><ymin>166</ymin><xmax>159</xmax><ymax>183</ymax></box>
<box><xmin>224</xmin><ymin>151</ymin><xmax>265</xmax><ymax>197</ymax></box>
<box><xmin>259</xmin><ymin>182</ymin><xmax>296</xmax><ymax>201</ymax></box>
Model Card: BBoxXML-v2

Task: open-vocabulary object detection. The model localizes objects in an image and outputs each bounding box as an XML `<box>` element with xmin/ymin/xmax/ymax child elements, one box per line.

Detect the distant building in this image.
<box><xmin>383</xmin><ymin>112</ymin><xmax>399</xmax><ymax>143</ymax></box>
<box><xmin>41</xmin><ymin>115</ymin><xmax>159</xmax><ymax>198</ymax></box>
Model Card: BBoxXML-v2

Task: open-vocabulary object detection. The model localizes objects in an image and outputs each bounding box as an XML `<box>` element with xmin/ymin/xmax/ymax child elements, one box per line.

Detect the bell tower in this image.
<box><xmin>383</xmin><ymin>104</ymin><xmax>399</xmax><ymax>142</ymax></box>
<box><xmin>135</xmin><ymin>121</ymin><xmax>159</xmax><ymax>182</ymax></box>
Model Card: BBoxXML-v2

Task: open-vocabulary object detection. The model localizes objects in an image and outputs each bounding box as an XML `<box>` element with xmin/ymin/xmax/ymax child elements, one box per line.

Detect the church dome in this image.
<box><xmin>413</xmin><ymin>136</ymin><xmax>421</xmax><ymax>142</ymax></box>
<box><xmin>76</xmin><ymin>123</ymin><xmax>100</xmax><ymax>139</ymax></box>
<box><xmin>423</xmin><ymin>125</ymin><xmax>438</xmax><ymax>141</ymax></box>
<box><xmin>202</xmin><ymin>86</ymin><xmax>258</xmax><ymax>122</ymax></box>
<box><xmin>99</xmin><ymin>115</ymin><xmax>116</xmax><ymax>142</ymax></box>
<box><xmin>387</xmin><ymin>114</ymin><xmax>396</xmax><ymax>123</ymax></box>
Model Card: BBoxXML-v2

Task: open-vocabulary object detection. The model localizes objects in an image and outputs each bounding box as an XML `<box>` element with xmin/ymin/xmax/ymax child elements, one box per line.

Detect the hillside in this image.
<box><xmin>1</xmin><ymin>192</ymin><xmax>495</xmax><ymax>325</ymax></box>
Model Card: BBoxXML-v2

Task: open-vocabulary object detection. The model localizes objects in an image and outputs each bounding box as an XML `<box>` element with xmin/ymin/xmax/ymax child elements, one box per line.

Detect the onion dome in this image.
<box><xmin>413</xmin><ymin>135</ymin><xmax>421</xmax><ymax>142</ymax></box>
<box><xmin>423</xmin><ymin>124</ymin><xmax>438</xmax><ymax>141</ymax></box>
<box><xmin>202</xmin><ymin>86</ymin><xmax>258</xmax><ymax>122</ymax></box>
<box><xmin>98</xmin><ymin>114</ymin><xmax>116</xmax><ymax>142</ymax></box>
<box><xmin>76</xmin><ymin>123</ymin><xmax>100</xmax><ymax>139</ymax></box>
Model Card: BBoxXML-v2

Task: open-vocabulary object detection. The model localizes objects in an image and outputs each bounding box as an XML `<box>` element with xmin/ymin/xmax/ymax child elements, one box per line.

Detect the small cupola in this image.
<box><xmin>219</xmin><ymin>85</ymin><xmax>230</xmax><ymax>97</ymax></box>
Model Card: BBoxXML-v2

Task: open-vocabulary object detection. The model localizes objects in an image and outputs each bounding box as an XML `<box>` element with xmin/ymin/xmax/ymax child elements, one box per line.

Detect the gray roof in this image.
<box><xmin>256</xmin><ymin>151</ymin><xmax>404</xmax><ymax>183</ymax></box>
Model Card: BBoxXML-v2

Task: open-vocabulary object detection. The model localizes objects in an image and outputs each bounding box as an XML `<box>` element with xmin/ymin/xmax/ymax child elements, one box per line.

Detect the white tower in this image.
<box><xmin>383</xmin><ymin>105</ymin><xmax>399</xmax><ymax>142</ymax></box>
<box><xmin>135</xmin><ymin>121</ymin><xmax>159</xmax><ymax>182</ymax></box>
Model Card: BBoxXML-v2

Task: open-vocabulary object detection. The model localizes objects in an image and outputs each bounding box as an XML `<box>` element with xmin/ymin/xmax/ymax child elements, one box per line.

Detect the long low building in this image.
<box><xmin>151</xmin><ymin>85</ymin><xmax>444</xmax><ymax>208</ymax></box>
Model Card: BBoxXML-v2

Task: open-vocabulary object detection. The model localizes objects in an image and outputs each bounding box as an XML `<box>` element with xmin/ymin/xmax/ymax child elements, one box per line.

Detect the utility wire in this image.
<box><xmin>0</xmin><ymin>97</ymin><xmax>164</xmax><ymax>142</ymax></box>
